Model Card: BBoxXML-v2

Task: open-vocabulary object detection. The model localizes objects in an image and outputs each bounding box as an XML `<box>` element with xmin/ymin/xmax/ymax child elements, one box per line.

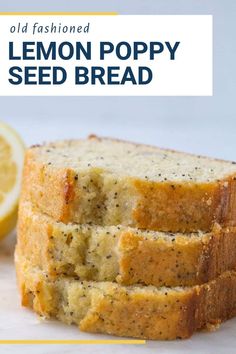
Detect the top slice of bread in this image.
<box><xmin>21</xmin><ymin>136</ymin><xmax>236</xmax><ymax>232</ymax></box>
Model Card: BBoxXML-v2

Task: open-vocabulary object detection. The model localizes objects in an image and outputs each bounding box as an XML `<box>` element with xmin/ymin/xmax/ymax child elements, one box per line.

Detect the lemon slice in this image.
<box><xmin>0</xmin><ymin>121</ymin><xmax>25</xmax><ymax>240</ymax></box>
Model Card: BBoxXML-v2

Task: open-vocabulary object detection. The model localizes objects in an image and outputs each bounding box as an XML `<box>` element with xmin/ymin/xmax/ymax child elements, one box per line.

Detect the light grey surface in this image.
<box><xmin>0</xmin><ymin>0</ymin><xmax>235</xmax><ymax>162</ymax></box>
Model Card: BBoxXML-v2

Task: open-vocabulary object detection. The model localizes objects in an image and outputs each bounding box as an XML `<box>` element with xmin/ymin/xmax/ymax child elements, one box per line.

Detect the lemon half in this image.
<box><xmin>0</xmin><ymin>121</ymin><xmax>25</xmax><ymax>240</ymax></box>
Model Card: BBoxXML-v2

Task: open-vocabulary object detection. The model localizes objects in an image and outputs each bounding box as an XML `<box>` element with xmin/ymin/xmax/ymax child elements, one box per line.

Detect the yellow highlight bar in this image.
<box><xmin>0</xmin><ymin>339</ymin><xmax>145</xmax><ymax>345</ymax></box>
<box><xmin>0</xmin><ymin>12</ymin><xmax>118</xmax><ymax>16</ymax></box>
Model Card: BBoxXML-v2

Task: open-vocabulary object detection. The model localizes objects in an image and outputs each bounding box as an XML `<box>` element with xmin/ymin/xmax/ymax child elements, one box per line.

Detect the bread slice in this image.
<box><xmin>15</xmin><ymin>253</ymin><xmax>236</xmax><ymax>340</ymax></box>
<box><xmin>21</xmin><ymin>136</ymin><xmax>236</xmax><ymax>232</ymax></box>
<box><xmin>17</xmin><ymin>201</ymin><xmax>236</xmax><ymax>287</ymax></box>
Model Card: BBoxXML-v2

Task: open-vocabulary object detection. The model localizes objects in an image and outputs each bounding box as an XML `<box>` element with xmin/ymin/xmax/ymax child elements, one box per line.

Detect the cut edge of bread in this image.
<box><xmin>17</xmin><ymin>201</ymin><xmax>236</xmax><ymax>287</ymax></box>
<box><xmin>21</xmin><ymin>136</ymin><xmax>236</xmax><ymax>232</ymax></box>
<box><xmin>15</xmin><ymin>252</ymin><xmax>236</xmax><ymax>340</ymax></box>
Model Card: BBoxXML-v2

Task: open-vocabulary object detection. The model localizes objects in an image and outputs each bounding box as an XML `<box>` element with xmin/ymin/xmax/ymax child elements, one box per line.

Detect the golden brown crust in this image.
<box><xmin>79</xmin><ymin>289</ymin><xmax>196</xmax><ymax>340</ymax></box>
<box><xmin>219</xmin><ymin>176</ymin><xmax>236</xmax><ymax>226</ymax></box>
<box><xmin>21</xmin><ymin>142</ymin><xmax>236</xmax><ymax>232</ymax></box>
<box><xmin>17</xmin><ymin>202</ymin><xmax>236</xmax><ymax>287</ymax></box>
<box><xmin>118</xmin><ymin>226</ymin><xmax>236</xmax><ymax>286</ymax></box>
<box><xmin>15</xmin><ymin>255</ymin><xmax>236</xmax><ymax>340</ymax></box>
<box><xmin>17</xmin><ymin>269</ymin><xmax>56</xmax><ymax>317</ymax></box>
<box><xmin>132</xmin><ymin>177</ymin><xmax>236</xmax><ymax>232</ymax></box>
<box><xmin>132</xmin><ymin>180</ymin><xmax>220</xmax><ymax>232</ymax></box>
<box><xmin>196</xmin><ymin>273</ymin><xmax>236</xmax><ymax>328</ymax></box>
<box><xmin>21</xmin><ymin>150</ymin><xmax>79</xmax><ymax>223</ymax></box>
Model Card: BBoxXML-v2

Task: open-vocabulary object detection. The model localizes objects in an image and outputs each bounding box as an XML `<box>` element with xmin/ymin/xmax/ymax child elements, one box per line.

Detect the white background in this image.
<box><xmin>0</xmin><ymin>15</ymin><xmax>212</xmax><ymax>96</ymax></box>
<box><xmin>0</xmin><ymin>0</ymin><xmax>236</xmax><ymax>354</ymax></box>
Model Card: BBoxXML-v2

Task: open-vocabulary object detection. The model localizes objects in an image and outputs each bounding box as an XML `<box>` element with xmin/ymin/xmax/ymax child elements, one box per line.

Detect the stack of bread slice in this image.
<box><xmin>15</xmin><ymin>136</ymin><xmax>236</xmax><ymax>340</ymax></box>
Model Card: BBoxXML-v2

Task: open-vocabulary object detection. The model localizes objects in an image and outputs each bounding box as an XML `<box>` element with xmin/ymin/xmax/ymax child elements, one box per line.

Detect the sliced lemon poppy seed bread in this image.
<box><xmin>17</xmin><ymin>201</ymin><xmax>236</xmax><ymax>287</ymax></box>
<box><xmin>21</xmin><ymin>136</ymin><xmax>236</xmax><ymax>233</ymax></box>
<box><xmin>16</xmin><ymin>136</ymin><xmax>236</xmax><ymax>340</ymax></box>
<box><xmin>16</xmin><ymin>253</ymin><xmax>236</xmax><ymax>340</ymax></box>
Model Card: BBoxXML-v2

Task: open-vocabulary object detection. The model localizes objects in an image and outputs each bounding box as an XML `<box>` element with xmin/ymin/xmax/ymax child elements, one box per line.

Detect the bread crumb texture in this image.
<box><xmin>15</xmin><ymin>253</ymin><xmax>236</xmax><ymax>340</ymax></box>
<box><xmin>17</xmin><ymin>202</ymin><xmax>236</xmax><ymax>287</ymax></box>
<box><xmin>21</xmin><ymin>136</ymin><xmax>236</xmax><ymax>232</ymax></box>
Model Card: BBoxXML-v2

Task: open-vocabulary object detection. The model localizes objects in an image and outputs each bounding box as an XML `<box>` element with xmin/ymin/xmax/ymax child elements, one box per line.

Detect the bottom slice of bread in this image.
<box><xmin>15</xmin><ymin>252</ymin><xmax>236</xmax><ymax>340</ymax></box>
